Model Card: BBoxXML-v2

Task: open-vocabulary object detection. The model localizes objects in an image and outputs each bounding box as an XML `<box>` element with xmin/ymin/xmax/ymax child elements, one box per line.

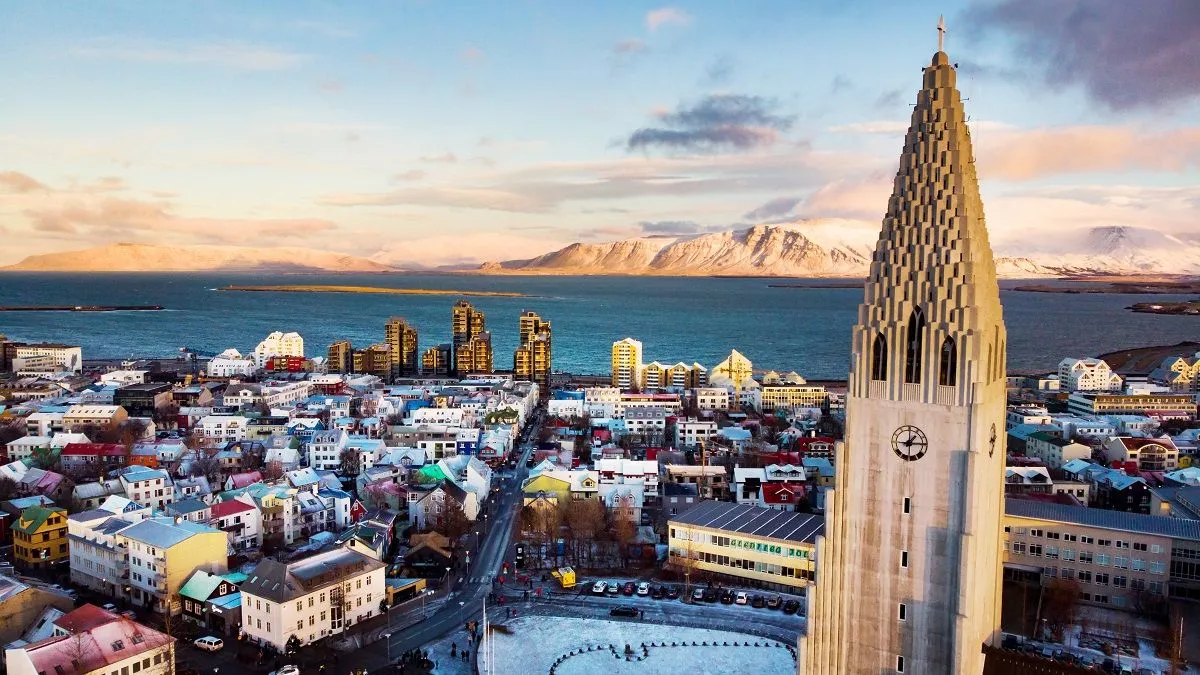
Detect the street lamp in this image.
<box><xmin>458</xmin><ymin>600</ymin><xmax>466</xmax><ymax>627</ymax></box>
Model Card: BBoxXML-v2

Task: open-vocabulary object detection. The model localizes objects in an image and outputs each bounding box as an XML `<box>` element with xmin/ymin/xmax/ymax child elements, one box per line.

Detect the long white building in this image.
<box><xmin>1058</xmin><ymin>357</ymin><xmax>1123</xmax><ymax>393</ymax></box>
<box><xmin>254</xmin><ymin>331</ymin><xmax>305</xmax><ymax>368</ymax></box>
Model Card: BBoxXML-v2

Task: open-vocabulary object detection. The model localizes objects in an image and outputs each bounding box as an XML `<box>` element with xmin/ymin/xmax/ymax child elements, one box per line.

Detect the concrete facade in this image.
<box><xmin>800</xmin><ymin>48</ymin><xmax>1007</xmax><ymax>675</ymax></box>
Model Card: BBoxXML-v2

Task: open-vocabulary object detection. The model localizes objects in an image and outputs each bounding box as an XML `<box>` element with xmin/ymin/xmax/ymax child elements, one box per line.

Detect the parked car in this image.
<box><xmin>766</xmin><ymin>595</ymin><xmax>782</xmax><ymax>610</ymax></box>
<box><xmin>610</xmin><ymin>606</ymin><xmax>639</xmax><ymax>618</ymax></box>
<box><xmin>607</xmin><ymin>583</ymin><xmax>620</xmax><ymax>596</ymax></box>
<box><xmin>636</xmin><ymin>582</ymin><xmax>650</xmax><ymax>596</ymax></box>
<box><xmin>782</xmin><ymin>599</ymin><xmax>801</xmax><ymax>614</ymax></box>
<box><xmin>719</xmin><ymin>589</ymin><xmax>734</xmax><ymax>604</ymax></box>
<box><xmin>270</xmin><ymin>667</ymin><xmax>300</xmax><ymax>675</ymax></box>
<box><xmin>750</xmin><ymin>594</ymin><xmax>766</xmax><ymax>608</ymax></box>
<box><xmin>735</xmin><ymin>591</ymin><xmax>749</xmax><ymax>605</ymax></box>
<box><xmin>102</xmin><ymin>603</ymin><xmax>118</xmax><ymax>612</ymax></box>
<box><xmin>702</xmin><ymin>588</ymin><xmax>718</xmax><ymax>603</ymax></box>
<box><xmin>193</xmin><ymin>636</ymin><xmax>224</xmax><ymax>652</ymax></box>
<box><xmin>621</xmin><ymin>582</ymin><xmax>636</xmax><ymax>596</ymax></box>
<box><xmin>691</xmin><ymin>588</ymin><xmax>705</xmax><ymax>602</ymax></box>
<box><xmin>591</xmin><ymin>581</ymin><xmax>607</xmax><ymax>595</ymax></box>
<box><xmin>665</xmin><ymin>586</ymin><xmax>680</xmax><ymax>600</ymax></box>
<box><xmin>650</xmin><ymin>585</ymin><xmax>665</xmax><ymax>600</ymax></box>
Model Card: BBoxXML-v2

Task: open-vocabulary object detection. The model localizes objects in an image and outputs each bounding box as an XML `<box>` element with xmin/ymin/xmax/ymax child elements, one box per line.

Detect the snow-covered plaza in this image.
<box><xmin>486</xmin><ymin>616</ymin><xmax>796</xmax><ymax>674</ymax></box>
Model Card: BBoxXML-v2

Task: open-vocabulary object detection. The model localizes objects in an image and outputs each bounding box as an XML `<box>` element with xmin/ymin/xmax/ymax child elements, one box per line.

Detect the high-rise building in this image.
<box><xmin>351</xmin><ymin>343</ymin><xmax>391</xmax><ymax>379</ymax></box>
<box><xmin>799</xmin><ymin>34</ymin><xmax>1007</xmax><ymax>675</ymax></box>
<box><xmin>611</xmin><ymin>338</ymin><xmax>643</xmax><ymax>388</ymax></box>
<box><xmin>456</xmin><ymin>332</ymin><xmax>494</xmax><ymax>375</ymax></box>
<box><xmin>514</xmin><ymin>311</ymin><xmax>551</xmax><ymax>393</ymax></box>
<box><xmin>327</xmin><ymin>340</ymin><xmax>353</xmax><ymax>374</ymax></box>
<box><xmin>253</xmin><ymin>331</ymin><xmax>304</xmax><ymax>369</ymax></box>
<box><xmin>384</xmin><ymin>317</ymin><xmax>419</xmax><ymax>380</ymax></box>
<box><xmin>451</xmin><ymin>301</ymin><xmax>487</xmax><ymax>375</ymax></box>
<box><xmin>422</xmin><ymin>343</ymin><xmax>453</xmax><ymax>377</ymax></box>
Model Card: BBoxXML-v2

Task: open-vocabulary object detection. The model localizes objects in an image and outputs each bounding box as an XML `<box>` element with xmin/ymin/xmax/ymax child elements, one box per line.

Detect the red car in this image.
<box><xmin>621</xmin><ymin>582</ymin><xmax>636</xmax><ymax>596</ymax></box>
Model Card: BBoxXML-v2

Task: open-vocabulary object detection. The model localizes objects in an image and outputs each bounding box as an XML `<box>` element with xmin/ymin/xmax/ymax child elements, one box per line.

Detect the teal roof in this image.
<box><xmin>220</xmin><ymin>571</ymin><xmax>249</xmax><ymax>584</ymax></box>
<box><xmin>210</xmin><ymin>592</ymin><xmax>242</xmax><ymax>609</ymax></box>
<box><xmin>179</xmin><ymin>570</ymin><xmax>224</xmax><ymax>601</ymax></box>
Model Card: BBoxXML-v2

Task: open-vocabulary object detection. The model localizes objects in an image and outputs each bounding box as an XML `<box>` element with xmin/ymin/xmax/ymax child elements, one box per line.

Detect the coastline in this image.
<box><xmin>0</xmin><ymin>305</ymin><xmax>164</xmax><ymax>312</ymax></box>
<box><xmin>217</xmin><ymin>284</ymin><xmax>526</xmax><ymax>297</ymax></box>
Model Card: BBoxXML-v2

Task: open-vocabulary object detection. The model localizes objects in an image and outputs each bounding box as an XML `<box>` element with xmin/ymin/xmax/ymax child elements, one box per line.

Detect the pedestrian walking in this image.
<box><xmin>639</xmin><ymin>609</ymin><xmax>644</xmax><ymax>619</ymax></box>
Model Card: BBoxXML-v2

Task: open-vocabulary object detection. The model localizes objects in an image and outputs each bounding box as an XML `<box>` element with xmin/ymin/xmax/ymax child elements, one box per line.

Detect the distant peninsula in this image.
<box><xmin>1127</xmin><ymin>300</ymin><xmax>1200</xmax><ymax>316</ymax></box>
<box><xmin>218</xmin><ymin>284</ymin><xmax>525</xmax><ymax>298</ymax></box>
<box><xmin>1013</xmin><ymin>280</ymin><xmax>1200</xmax><ymax>295</ymax></box>
<box><xmin>0</xmin><ymin>305</ymin><xmax>164</xmax><ymax>312</ymax></box>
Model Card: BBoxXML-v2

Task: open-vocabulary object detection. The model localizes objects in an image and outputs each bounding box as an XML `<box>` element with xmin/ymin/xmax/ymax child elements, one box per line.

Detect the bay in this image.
<box><xmin>0</xmin><ymin>273</ymin><xmax>1196</xmax><ymax>379</ymax></box>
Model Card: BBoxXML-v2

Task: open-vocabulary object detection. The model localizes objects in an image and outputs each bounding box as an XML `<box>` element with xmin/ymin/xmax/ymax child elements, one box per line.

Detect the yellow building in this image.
<box><xmin>384</xmin><ymin>317</ymin><xmax>419</xmax><ymax>379</ymax></box>
<box><xmin>452</xmin><ymin>301</ymin><xmax>487</xmax><ymax>375</ymax></box>
<box><xmin>13</xmin><ymin>505</ymin><xmax>69</xmax><ymax>572</ymax></box>
<box><xmin>455</xmin><ymin>333</ymin><xmax>494</xmax><ymax>374</ymax></box>
<box><xmin>514</xmin><ymin>311</ymin><xmax>552</xmax><ymax>393</ymax></box>
<box><xmin>116</xmin><ymin>517</ymin><xmax>229</xmax><ymax>614</ymax></box>
<box><xmin>1150</xmin><ymin>354</ymin><xmax>1200</xmax><ymax>393</ymax></box>
<box><xmin>327</xmin><ymin>340</ymin><xmax>352</xmax><ymax>374</ymax></box>
<box><xmin>759</xmin><ymin>384</ymin><xmax>828</xmax><ymax>411</ymax></box>
<box><xmin>710</xmin><ymin>350</ymin><xmax>754</xmax><ymax>392</ymax></box>
<box><xmin>611</xmin><ymin>338</ymin><xmax>643</xmax><ymax>389</ymax></box>
<box><xmin>521</xmin><ymin>470</ymin><xmax>598</xmax><ymax>507</ymax></box>
<box><xmin>668</xmin><ymin>501</ymin><xmax>820</xmax><ymax>592</ymax></box>
<box><xmin>422</xmin><ymin>344</ymin><xmax>453</xmax><ymax>377</ymax></box>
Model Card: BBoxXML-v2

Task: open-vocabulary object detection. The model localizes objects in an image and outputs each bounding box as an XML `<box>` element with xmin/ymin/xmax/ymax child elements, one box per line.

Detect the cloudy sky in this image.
<box><xmin>1</xmin><ymin>0</ymin><xmax>1198</xmax><ymax>266</ymax></box>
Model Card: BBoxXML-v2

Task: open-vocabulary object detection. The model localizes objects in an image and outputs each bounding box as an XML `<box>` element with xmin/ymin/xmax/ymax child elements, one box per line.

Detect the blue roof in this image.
<box><xmin>1006</xmin><ymin>498</ymin><xmax>1200</xmax><ymax>541</ymax></box>
<box><xmin>122</xmin><ymin>467</ymin><xmax>171</xmax><ymax>483</ymax></box>
<box><xmin>719</xmin><ymin>428</ymin><xmax>752</xmax><ymax>441</ymax></box>
<box><xmin>119</xmin><ymin>517</ymin><xmax>222</xmax><ymax>548</ymax></box>
<box><xmin>318</xmin><ymin>487</ymin><xmax>352</xmax><ymax>499</ymax></box>
<box><xmin>209</xmin><ymin>592</ymin><xmax>242</xmax><ymax>609</ymax></box>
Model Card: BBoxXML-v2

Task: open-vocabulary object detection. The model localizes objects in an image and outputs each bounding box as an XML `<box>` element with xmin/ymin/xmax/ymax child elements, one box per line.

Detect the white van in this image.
<box><xmin>193</xmin><ymin>636</ymin><xmax>224</xmax><ymax>652</ymax></box>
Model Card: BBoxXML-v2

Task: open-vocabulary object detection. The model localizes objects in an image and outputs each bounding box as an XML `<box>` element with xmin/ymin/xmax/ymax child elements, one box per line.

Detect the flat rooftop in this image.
<box><xmin>670</xmin><ymin>500</ymin><xmax>823</xmax><ymax>545</ymax></box>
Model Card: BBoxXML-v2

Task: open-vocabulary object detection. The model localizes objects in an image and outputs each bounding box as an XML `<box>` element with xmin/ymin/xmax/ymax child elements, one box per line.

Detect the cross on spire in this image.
<box><xmin>937</xmin><ymin>15</ymin><xmax>947</xmax><ymax>52</ymax></box>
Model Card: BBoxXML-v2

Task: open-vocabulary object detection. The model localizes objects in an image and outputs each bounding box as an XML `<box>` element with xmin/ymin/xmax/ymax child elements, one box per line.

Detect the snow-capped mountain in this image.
<box><xmin>478</xmin><ymin>223</ymin><xmax>1199</xmax><ymax>278</ymax></box>
<box><xmin>1015</xmin><ymin>226</ymin><xmax>1200</xmax><ymax>276</ymax></box>
<box><xmin>484</xmin><ymin>221</ymin><xmax>882</xmax><ymax>277</ymax></box>
<box><xmin>1</xmin><ymin>243</ymin><xmax>395</xmax><ymax>273</ymax></box>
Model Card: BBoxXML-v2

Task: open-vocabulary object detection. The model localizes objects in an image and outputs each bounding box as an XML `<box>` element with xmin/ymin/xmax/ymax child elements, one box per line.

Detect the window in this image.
<box><xmin>1096</xmin><ymin>554</ymin><xmax>1110</xmax><ymax>567</ymax></box>
<box><xmin>1095</xmin><ymin>573</ymin><xmax>1109</xmax><ymax>586</ymax></box>
<box><xmin>898</xmin><ymin>603</ymin><xmax>906</xmax><ymax>621</ymax></box>
<box><xmin>938</xmin><ymin>337</ymin><xmax>957</xmax><ymax>386</ymax></box>
<box><xmin>1113</xmin><ymin>576</ymin><xmax>1127</xmax><ymax>588</ymax></box>
<box><xmin>1062</xmin><ymin>549</ymin><xmax>1075</xmax><ymax>562</ymax></box>
<box><xmin>901</xmin><ymin>551</ymin><xmax>909</xmax><ymax>568</ymax></box>
<box><xmin>1080</xmin><ymin>551</ymin><xmax>1093</xmax><ymax>564</ymax></box>
<box><xmin>1012</xmin><ymin>542</ymin><xmax>1026</xmax><ymax>555</ymax></box>
<box><xmin>904</xmin><ymin>308</ymin><xmax>925</xmax><ymax>384</ymax></box>
<box><xmin>1078</xmin><ymin>571</ymin><xmax>1092</xmax><ymax>583</ymax></box>
<box><xmin>1081</xmin><ymin>536</ymin><xmax>1094</xmax><ymax>545</ymax></box>
<box><xmin>1061</xmin><ymin>568</ymin><xmax>1075</xmax><ymax>580</ymax></box>
<box><xmin>1150</xmin><ymin>562</ymin><xmax>1165</xmax><ymax>575</ymax></box>
<box><xmin>903</xmin><ymin>498</ymin><xmax>910</xmax><ymax>514</ymax></box>
<box><xmin>1098</xmin><ymin>539</ymin><xmax>1111</xmax><ymax>547</ymax></box>
<box><xmin>897</xmin><ymin>655</ymin><xmax>905</xmax><ymax>673</ymax></box>
<box><xmin>1151</xmin><ymin>544</ymin><xmax>1162</xmax><ymax>554</ymax></box>
<box><xmin>1132</xmin><ymin>559</ymin><xmax>1146</xmax><ymax>571</ymax></box>
<box><xmin>1029</xmin><ymin>545</ymin><xmax>1043</xmax><ymax>557</ymax></box>
<box><xmin>1114</xmin><ymin>557</ymin><xmax>1128</xmax><ymax>569</ymax></box>
<box><xmin>1030</xmin><ymin>529</ymin><xmax>1042</xmax><ymax>537</ymax></box>
<box><xmin>296</xmin><ymin>602</ymin><xmax>303</xmax><ymax>612</ymax></box>
<box><xmin>1133</xmin><ymin>542</ymin><xmax>1148</xmax><ymax>552</ymax></box>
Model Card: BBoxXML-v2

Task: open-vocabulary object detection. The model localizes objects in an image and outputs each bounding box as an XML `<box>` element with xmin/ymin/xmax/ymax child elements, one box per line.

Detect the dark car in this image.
<box><xmin>766</xmin><ymin>595</ymin><xmax>782</xmax><ymax>610</ymax></box>
<box><xmin>702</xmin><ymin>588</ymin><xmax>718</xmax><ymax>603</ymax></box>
<box><xmin>610</xmin><ymin>606</ymin><xmax>639</xmax><ymax>618</ymax></box>
<box><xmin>750</xmin><ymin>594</ymin><xmax>766</xmax><ymax>608</ymax></box>
<box><xmin>719</xmin><ymin>589</ymin><xmax>734</xmax><ymax>604</ymax></box>
<box><xmin>621</xmin><ymin>581</ymin><xmax>636</xmax><ymax>596</ymax></box>
<box><xmin>665</xmin><ymin>586</ymin><xmax>680</xmax><ymax>600</ymax></box>
<box><xmin>607</xmin><ymin>583</ymin><xmax>620</xmax><ymax>596</ymax></box>
<box><xmin>782</xmin><ymin>599</ymin><xmax>800</xmax><ymax>615</ymax></box>
<box><xmin>650</xmin><ymin>585</ymin><xmax>665</xmax><ymax>600</ymax></box>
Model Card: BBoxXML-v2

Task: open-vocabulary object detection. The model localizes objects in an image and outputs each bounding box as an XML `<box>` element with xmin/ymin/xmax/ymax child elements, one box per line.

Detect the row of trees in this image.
<box><xmin>518</xmin><ymin>496</ymin><xmax>640</xmax><ymax>570</ymax></box>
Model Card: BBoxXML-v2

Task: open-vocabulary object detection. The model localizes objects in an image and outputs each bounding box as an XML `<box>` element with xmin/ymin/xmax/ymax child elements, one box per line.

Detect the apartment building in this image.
<box><xmin>1058</xmin><ymin>358</ymin><xmax>1123</xmax><ymax>392</ymax></box>
<box><xmin>9</xmin><ymin>343</ymin><xmax>83</xmax><ymax>374</ymax></box>
<box><xmin>68</xmin><ymin>504</ymin><xmax>149</xmax><ymax>597</ymax></box>
<box><xmin>240</xmin><ymin>548</ymin><xmax>386</xmax><ymax>652</ymax></box>
<box><xmin>668</xmin><ymin>501</ymin><xmax>821</xmax><ymax>592</ymax></box>
<box><xmin>758</xmin><ymin>384</ymin><xmax>828</xmax><ymax>412</ymax></box>
<box><xmin>253</xmin><ymin>331</ymin><xmax>305</xmax><ymax>369</ymax></box>
<box><xmin>197</xmin><ymin>414</ymin><xmax>250</xmax><ymax>444</ymax></box>
<box><xmin>1067</xmin><ymin>393</ymin><xmax>1196</xmax><ymax>420</ymax></box>
<box><xmin>664</xmin><ymin>465</ymin><xmax>729</xmax><ymax>500</ymax></box>
<box><xmin>1150</xmin><ymin>354</ymin><xmax>1200</xmax><ymax>393</ymax></box>
<box><xmin>117</xmin><ymin>517</ymin><xmax>229</xmax><ymax>614</ymax></box>
<box><xmin>674</xmin><ymin>418</ymin><xmax>718</xmax><ymax>448</ymax></box>
<box><xmin>120</xmin><ymin>467</ymin><xmax>176</xmax><ymax>512</ymax></box>
<box><xmin>207</xmin><ymin>348</ymin><xmax>257</xmax><ymax>377</ymax></box>
<box><xmin>13</xmin><ymin>506</ymin><xmax>69</xmax><ymax>572</ymax></box>
<box><xmin>624</xmin><ymin>407</ymin><xmax>669</xmax><ymax>440</ymax></box>
<box><xmin>1025</xmin><ymin>431</ymin><xmax>1093</xmax><ymax>470</ymax></box>
<box><xmin>1003</xmin><ymin>499</ymin><xmax>1188</xmax><ymax>610</ymax></box>
<box><xmin>1102</xmin><ymin>436</ymin><xmax>1181</xmax><ymax>472</ymax></box>
<box><xmin>695</xmin><ymin>387</ymin><xmax>731</xmax><ymax>412</ymax></box>
<box><xmin>611</xmin><ymin>338</ymin><xmax>643</xmax><ymax>389</ymax></box>
<box><xmin>61</xmin><ymin>405</ymin><xmax>129</xmax><ymax>433</ymax></box>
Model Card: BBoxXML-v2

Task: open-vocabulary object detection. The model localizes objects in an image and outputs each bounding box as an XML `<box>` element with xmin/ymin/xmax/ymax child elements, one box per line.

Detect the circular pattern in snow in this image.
<box><xmin>487</xmin><ymin>617</ymin><xmax>795</xmax><ymax>675</ymax></box>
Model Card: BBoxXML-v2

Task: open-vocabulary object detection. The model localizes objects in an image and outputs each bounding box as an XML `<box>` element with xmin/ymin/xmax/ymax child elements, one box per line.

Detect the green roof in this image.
<box><xmin>15</xmin><ymin>505</ymin><xmax>67</xmax><ymax>535</ymax></box>
<box><xmin>415</xmin><ymin>465</ymin><xmax>448</xmax><ymax>484</ymax></box>
<box><xmin>180</xmin><ymin>570</ymin><xmax>225</xmax><ymax>601</ymax></box>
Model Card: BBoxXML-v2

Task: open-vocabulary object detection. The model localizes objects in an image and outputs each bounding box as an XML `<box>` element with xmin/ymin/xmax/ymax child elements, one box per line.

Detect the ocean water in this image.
<box><xmin>0</xmin><ymin>273</ymin><xmax>1196</xmax><ymax>379</ymax></box>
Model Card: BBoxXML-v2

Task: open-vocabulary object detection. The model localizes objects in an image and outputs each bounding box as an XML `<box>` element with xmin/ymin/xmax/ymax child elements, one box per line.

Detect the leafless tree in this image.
<box><xmin>261</xmin><ymin>460</ymin><xmax>285</xmax><ymax>482</ymax></box>
<box><xmin>0</xmin><ymin>421</ymin><xmax>23</xmax><ymax>445</ymax></box>
<box><xmin>190</xmin><ymin>447</ymin><xmax>223</xmax><ymax>483</ymax></box>
<box><xmin>436</xmin><ymin>497</ymin><xmax>472</xmax><ymax>542</ymax></box>
<box><xmin>1041</xmin><ymin>578</ymin><xmax>1082</xmax><ymax>641</ymax></box>
<box><xmin>563</xmin><ymin>498</ymin><xmax>605</xmax><ymax>568</ymax></box>
<box><xmin>339</xmin><ymin>447</ymin><xmax>361</xmax><ymax>476</ymax></box>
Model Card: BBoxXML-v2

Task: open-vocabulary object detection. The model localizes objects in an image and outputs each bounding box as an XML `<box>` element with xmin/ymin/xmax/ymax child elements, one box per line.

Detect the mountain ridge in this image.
<box><xmin>1</xmin><ymin>242</ymin><xmax>395</xmax><ymax>273</ymax></box>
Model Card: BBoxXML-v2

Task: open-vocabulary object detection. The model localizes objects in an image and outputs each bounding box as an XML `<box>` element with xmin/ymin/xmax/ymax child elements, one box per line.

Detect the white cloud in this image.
<box><xmin>68</xmin><ymin>38</ymin><xmax>310</xmax><ymax>70</ymax></box>
<box><xmin>646</xmin><ymin>7</ymin><xmax>692</xmax><ymax>31</ymax></box>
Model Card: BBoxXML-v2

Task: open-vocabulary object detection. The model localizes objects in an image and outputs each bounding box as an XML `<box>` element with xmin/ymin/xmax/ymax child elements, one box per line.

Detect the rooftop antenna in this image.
<box><xmin>937</xmin><ymin>15</ymin><xmax>947</xmax><ymax>52</ymax></box>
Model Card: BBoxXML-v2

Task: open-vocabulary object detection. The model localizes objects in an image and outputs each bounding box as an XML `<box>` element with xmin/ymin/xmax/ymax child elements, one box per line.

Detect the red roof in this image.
<box><xmin>759</xmin><ymin>451</ymin><xmax>802</xmax><ymax>465</ymax></box>
<box><xmin>763</xmin><ymin>483</ymin><xmax>804</xmax><ymax>505</ymax></box>
<box><xmin>794</xmin><ymin>437</ymin><xmax>836</xmax><ymax>449</ymax></box>
<box><xmin>61</xmin><ymin>443</ymin><xmax>125</xmax><ymax>457</ymax></box>
<box><xmin>227</xmin><ymin>471</ymin><xmax>262</xmax><ymax>488</ymax></box>
<box><xmin>210</xmin><ymin>499</ymin><xmax>256</xmax><ymax>518</ymax></box>
<box><xmin>55</xmin><ymin>604</ymin><xmax>121</xmax><ymax>633</ymax></box>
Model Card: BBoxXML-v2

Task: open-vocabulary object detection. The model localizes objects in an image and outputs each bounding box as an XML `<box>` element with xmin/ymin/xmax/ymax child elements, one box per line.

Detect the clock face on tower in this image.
<box><xmin>891</xmin><ymin>425</ymin><xmax>928</xmax><ymax>462</ymax></box>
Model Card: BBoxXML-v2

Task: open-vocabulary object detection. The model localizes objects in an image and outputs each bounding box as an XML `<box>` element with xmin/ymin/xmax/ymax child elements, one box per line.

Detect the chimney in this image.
<box><xmin>174</xmin><ymin>515</ymin><xmax>182</xmax><ymax>525</ymax></box>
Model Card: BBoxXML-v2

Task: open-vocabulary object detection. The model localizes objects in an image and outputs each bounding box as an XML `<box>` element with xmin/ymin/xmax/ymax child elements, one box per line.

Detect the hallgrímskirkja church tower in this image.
<box><xmin>798</xmin><ymin>20</ymin><xmax>1007</xmax><ymax>675</ymax></box>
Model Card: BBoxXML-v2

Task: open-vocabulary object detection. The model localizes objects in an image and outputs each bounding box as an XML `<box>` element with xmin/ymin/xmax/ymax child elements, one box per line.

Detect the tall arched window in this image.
<box><xmin>904</xmin><ymin>308</ymin><xmax>926</xmax><ymax>384</ymax></box>
<box><xmin>939</xmin><ymin>336</ymin><xmax>957</xmax><ymax>386</ymax></box>
<box><xmin>871</xmin><ymin>333</ymin><xmax>888</xmax><ymax>381</ymax></box>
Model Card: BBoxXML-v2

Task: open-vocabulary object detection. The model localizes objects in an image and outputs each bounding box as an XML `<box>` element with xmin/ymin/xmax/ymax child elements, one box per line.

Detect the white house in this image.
<box><xmin>1058</xmin><ymin>358</ymin><xmax>1123</xmax><ymax>393</ymax></box>
<box><xmin>239</xmin><ymin>547</ymin><xmax>385</xmax><ymax>652</ymax></box>
<box><xmin>197</xmin><ymin>414</ymin><xmax>250</xmax><ymax>443</ymax></box>
<box><xmin>695</xmin><ymin>387</ymin><xmax>731</xmax><ymax>412</ymax></box>
<box><xmin>307</xmin><ymin>429</ymin><xmax>349</xmax><ymax>471</ymax></box>
<box><xmin>437</xmin><ymin>454</ymin><xmax>493</xmax><ymax>505</ymax></box>
<box><xmin>674</xmin><ymin>418</ymin><xmax>718</xmax><ymax>448</ymax></box>
<box><xmin>209</xmin><ymin>496</ymin><xmax>263</xmax><ymax>551</ymax></box>
<box><xmin>119</xmin><ymin>467</ymin><xmax>175</xmax><ymax>512</ymax></box>
<box><xmin>208</xmin><ymin>349</ymin><xmax>257</xmax><ymax>377</ymax></box>
<box><xmin>253</xmin><ymin>331</ymin><xmax>305</xmax><ymax>369</ymax></box>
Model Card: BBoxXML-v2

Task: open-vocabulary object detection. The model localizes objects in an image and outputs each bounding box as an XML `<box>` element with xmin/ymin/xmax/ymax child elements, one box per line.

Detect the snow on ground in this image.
<box><xmin>489</xmin><ymin>616</ymin><xmax>795</xmax><ymax>675</ymax></box>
